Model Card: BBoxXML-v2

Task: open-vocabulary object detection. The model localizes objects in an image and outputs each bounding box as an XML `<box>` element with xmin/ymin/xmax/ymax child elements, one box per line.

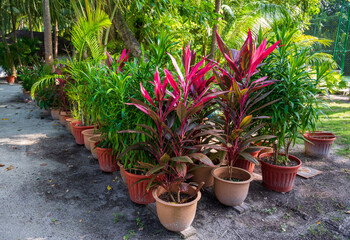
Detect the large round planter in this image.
<box><xmin>50</xmin><ymin>109</ymin><xmax>60</xmax><ymax>120</ymax></box>
<box><xmin>189</xmin><ymin>164</ymin><xmax>219</xmax><ymax>187</ymax></box>
<box><xmin>259</xmin><ymin>152</ymin><xmax>302</xmax><ymax>193</ymax></box>
<box><xmin>212</xmin><ymin>167</ymin><xmax>253</xmax><ymax>206</ymax></box>
<box><xmin>152</xmin><ymin>184</ymin><xmax>201</xmax><ymax>232</ymax></box>
<box><xmin>82</xmin><ymin>129</ymin><xmax>98</xmax><ymax>150</ymax></box>
<box><xmin>95</xmin><ymin>147</ymin><xmax>119</xmax><ymax>172</ymax></box>
<box><xmin>88</xmin><ymin>135</ymin><xmax>100</xmax><ymax>159</ymax></box>
<box><xmin>304</xmin><ymin>131</ymin><xmax>336</xmax><ymax>158</ymax></box>
<box><xmin>233</xmin><ymin>151</ymin><xmax>260</xmax><ymax>173</ymax></box>
<box><xmin>59</xmin><ymin>111</ymin><xmax>70</xmax><ymax>126</ymax></box>
<box><xmin>71</xmin><ymin>121</ymin><xmax>95</xmax><ymax>145</ymax></box>
<box><xmin>124</xmin><ymin>170</ymin><xmax>156</xmax><ymax>204</ymax></box>
<box><xmin>117</xmin><ymin>162</ymin><xmax>127</xmax><ymax>184</ymax></box>
<box><xmin>6</xmin><ymin>76</ymin><xmax>15</xmax><ymax>84</ymax></box>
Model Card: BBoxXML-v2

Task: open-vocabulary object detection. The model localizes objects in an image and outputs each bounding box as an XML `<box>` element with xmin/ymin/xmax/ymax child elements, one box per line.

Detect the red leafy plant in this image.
<box><xmin>120</xmin><ymin>45</ymin><xmax>223</xmax><ymax>203</ymax></box>
<box><xmin>212</xmin><ymin>30</ymin><xmax>281</xmax><ymax>179</ymax></box>
<box><xmin>106</xmin><ymin>49</ymin><xmax>129</xmax><ymax>72</ymax></box>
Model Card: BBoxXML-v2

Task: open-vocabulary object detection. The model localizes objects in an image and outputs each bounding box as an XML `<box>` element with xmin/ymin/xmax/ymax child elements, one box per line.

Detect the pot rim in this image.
<box><xmin>211</xmin><ymin>166</ymin><xmax>253</xmax><ymax>184</ymax></box>
<box><xmin>82</xmin><ymin>128</ymin><xmax>98</xmax><ymax>136</ymax></box>
<box><xmin>259</xmin><ymin>152</ymin><xmax>302</xmax><ymax>169</ymax></box>
<box><xmin>152</xmin><ymin>184</ymin><xmax>201</xmax><ymax>207</ymax></box>
<box><xmin>303</xmin><ymin>132</ymin><xmax>336</xmax><ymax>141</ymax></box>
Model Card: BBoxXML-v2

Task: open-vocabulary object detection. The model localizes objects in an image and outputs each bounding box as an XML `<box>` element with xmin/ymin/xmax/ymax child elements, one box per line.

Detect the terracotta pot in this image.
<box><xmin>50</xmin><ymin>109</ymin><xmax>60</xmax><ymax>120</ymax></box>
<box><xmin>212</xmin><ymin>166</ymin><xmax>253</xmax><ymax>206</ymax></box>
<box><xmin>65</xmin><ymin>118</ymin><xmax>77</xmax><ymax>134</ymax></box>
<box><xmin>95</xmin><ymin>147</ymin><xmax>119</xmax><ymax>172</ymax></box>
<box><xmin>117</xmin><ymin>162</ymin><xmax>127</xmax><ymax>184</ymax></box>
<box><xmin>259</xmin><ymin>152</ymin><xmax>302</xmax><ymax>193</ymax></box>
<box><xmin>59</xmin><ymin>111</ymin><xmax>70</xmax><ymax>126</ymax></box>
<box><xmin>233</xmin><ymin>151</ymin><xmax>260</xmax><ymax>173</ymax></box>
<box><xmin>304</xmin><ymin>131</ymin><xmax>336</xmax><ymax>158</ymax></box>
<box><xmin>88</xmin><ymin>135</ymin><xmax>100</xmax><ymax>159</ymax></box>
<box><xmin>124</xmin><ymin>170</ymin><xmax>155</xmax><ymax>204</ymax></box>
<box><xmin>152</xmin><ymin>184</ymin><xmax>201</xmax><ymax>232</ymax></box>
<box><xmin>6</xmin><ymin>76</ymin><xmax>15</xmax><ymax>84</ymax></box>
<box><xmin>82</xmin><ymin>129</ymin><xmax>99</xmax><ymax>150</ymax></box>
<box><xmin>71</xmin><ymin>121</ymin><xmax>95</xmax><ymax>145</ymax></box>
<box><xmin>189</xmin><ymin>164</ymin><xmax>219</xmax><ymax>187</ymax></box>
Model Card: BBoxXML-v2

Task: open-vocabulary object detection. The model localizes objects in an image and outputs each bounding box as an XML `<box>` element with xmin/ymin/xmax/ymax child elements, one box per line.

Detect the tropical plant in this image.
<box><xmin>212</xmin><ymin>30</ymin><xmax>280</xmax><ymax>179</ymax></box>
<box><xmin>18</xmin><ymin>63</ymin><xmax>50</xmax><ymax>91</ymax></box>
<box><xmin>119</xmin><ymin>45</ymin><xmax>223</xmax><ymax>203</ymax></box>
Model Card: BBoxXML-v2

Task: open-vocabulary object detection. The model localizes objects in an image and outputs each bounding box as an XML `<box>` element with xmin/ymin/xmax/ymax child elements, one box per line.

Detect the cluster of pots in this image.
<box><xmin>50</xmin><ymin>108</ymin><xmax>335</xmax><ymax>232</ymax></box>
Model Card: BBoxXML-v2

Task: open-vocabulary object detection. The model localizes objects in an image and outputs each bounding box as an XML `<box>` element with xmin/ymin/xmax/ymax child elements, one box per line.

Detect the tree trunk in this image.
<box><xmin>114</xmin><ymin>9</ymin><xmax>142</xmax><ymax>58</ymax></box>
<box><xmin>43</xmin><ymin>0</ymin><xmax>53</xmax><ymax>65</ymax></box>
<box><xmin>27</xmin><ymin>1</ymin><xmax>34</xmax><ymax>39</ymax></box>
<box><xmin>9</xmin><ymin>0</ymin><xmax>22</xmax><ymax>66</ymax></box>
<box><xmin>54</xmin><ymin>18</ymin><xmax>58</xmax><ymax>59</ymax></box>
<box><xmin>209</xmin><ymin>0</ymin><xmax>222</xmax><ymax>60</ymax></box>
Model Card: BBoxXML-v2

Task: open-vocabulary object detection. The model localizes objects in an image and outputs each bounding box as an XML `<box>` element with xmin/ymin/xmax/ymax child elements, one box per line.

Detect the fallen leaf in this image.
<box><xmin>52</xmin><ymin>124</ymin><xmax>59</xmax><ymax>126</ymax></box>
<box><xmin>40</xmin><ymin>163</ymin><xmax>47</xmax><ymax>166</ymax></box>
<box><xmin>49</xmin><ymin>179</ymin><xmax>53</xmax><ymax>183</ymax></box>
<box><xmin>2</xmin><ymin>118</ymin><xmax>8</xmax><ymax>120</ymax></box>
<box><xmin>12</xmin><ymin>146</ymin><xmax>17</xmax><ymax>149</ymax></box>
<box><xmin>93</xmin><ymin>180</ymin><xmax>97</xmax><ymax>183</ymax></box>
<box><xmin>79</xmin><ymin>219</ymin><xmax>82</xmax><ymax>223</ymax></box>
<box><xmin>345</xmin><ymin>211</ymin><xmax>350</xmax><ymax>214</ymax></box>
<box><xmin>6</xmin><ymin>165</ymin><xmax>14</xmax><ymax>171</ymax></box>
<box><xmin>112</xmin><ymin>180</ymin><xmax>115</xmax><ymax>182</ymax></box>
<box><xmin>316</xmin><ymin>221</ymin><xmax>321</xmax><ymax>225</ymax></box>
<box><xmin>51</xmin><ymin>184</ymin><xmax>55</xmax><ymax>187</ymax></box>
<box><xmin>107</xmin><ymin>185</ymin><xmax>112</xmax><ymax>191</ymax></box>
<box><xmin>0</xmin><ymin>164</ymin><xmax>5</xmax><ymax>167</ymax></box>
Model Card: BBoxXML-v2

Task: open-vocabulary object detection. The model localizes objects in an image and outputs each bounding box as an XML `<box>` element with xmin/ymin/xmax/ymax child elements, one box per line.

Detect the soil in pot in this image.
<box><xmin>71</xmin><ymin>121</ymin><xmax>95</xmax><ymax>145</ymax></box>
<box><xmin>96</xmin><ymin>147</ymin><xmax>119</xmax><ymax>172</ymax></box>
<box><xmin>212</xmin><ymin>166</ymin><xmax>253</xmax><ymax>206</ymax></box>
<box><xmin>124</xmin><ymin>170</ymin><xmax>156</xmax><ymax>204</ymax></box>
<box><xmin>304</xmin><ymin>131</ymin><xmax>336</xmax><ymax>158</ymax></box>
<box><xmin>152</xmin><ymin>184</ymin><xmax>201</xmax><ymax>232</ymax></box>
<box><xmin>259</xmin><ymin>152</ymin><xmax>302</xmax><ymax>193</ymax></box>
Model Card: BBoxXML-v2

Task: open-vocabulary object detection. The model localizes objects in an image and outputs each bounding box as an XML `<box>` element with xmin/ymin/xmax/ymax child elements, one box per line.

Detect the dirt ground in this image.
<box><xmin>0</xmin><ymin>83</ymin><xmax>349</xmax><ymax>240</ymax></box>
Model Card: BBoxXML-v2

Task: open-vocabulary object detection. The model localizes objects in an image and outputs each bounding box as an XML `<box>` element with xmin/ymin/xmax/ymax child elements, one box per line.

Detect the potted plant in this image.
<box><xmin>120</xmin><ymin>45</ymin><xmax>221</xmax><ymax>229</ymax></box>
<box><xmin>210</xmin><ymin>30</ymin><xmax>280</xmax><ymax>206</ymax></box>
<box><xmin>256</xmin><ymin>25</ymin><xmax>325</xmax><ymax>192</ymax></box>
<box><xmin>303</xmin><ymin>131</ymin><xmax>336</xmax><ymax>157</ymax></box>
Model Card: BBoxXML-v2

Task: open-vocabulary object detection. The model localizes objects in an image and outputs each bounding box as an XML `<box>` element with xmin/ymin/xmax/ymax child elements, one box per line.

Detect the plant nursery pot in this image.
<box><xmin>59</xmin><ymin>111</ymin><xmax>70</xmax><ymax>126</ymax></box>
<box><xmin>71</xmin><ymin>121</ymin><xmax>95</xmax><ymax>145</ymax></box>
<box><xmin>95</xmin><ymin>147</ymin><xmax>119</xmax><ymax>172</ymax></box>
<box><xmin>303</xmin><ymin>131</ymin><xmax>336</xmax><ymax>158</ymax></box>
<box><xmin>233</xmin><ymin>151</ymin><xmax>260</xmax><ymax>173</ymax></box>
<box><xmin>152</xmin><ymin>184</ymin><xmax>201</xmax><ymax>232</ymax></box>
<box><xmin>124</xmin><ymin>170</ymin><xmax>156</xmax><ymax>204</ymax></box>
<box><xmin>6</xmin><ymin>75</ymin><xmax>15</xmax><ymax>84</ymax></box>
<box><xmin>65</xmin><ymin>118</ymin><xmax>77</xmax><ymax>134</ymax></box>
<box><xmin>189</xmin><ymin>163</ymin><xmax>220</xmax><ymax>187</ymax></box>
<box><xmin>117</xmin><ymin>162</ymin><xmax>127</xmax><ymax>184</ymax></box>
<box><xmin>259</xmin><ymin>152</ymin><xmax>302</xmax><ymax>193</ymax></box>
<box><xmin>82</xmin><ymin>129</ymin><xmax>99</xmax><ymax>150</ymax></box>
<box><xmin>212</xmin><ymin>166</ymin><xmax>253</xmax><ymax>206</ymax></box>
<box><xmin>88</xmin><ymin>135</ymin><xmax>101</xmax><ymax>159</ymax></box>
<box><xmin>50</xmin><ymin>109</ymin><xmax>60</xmax><ymax>120</ymax></box>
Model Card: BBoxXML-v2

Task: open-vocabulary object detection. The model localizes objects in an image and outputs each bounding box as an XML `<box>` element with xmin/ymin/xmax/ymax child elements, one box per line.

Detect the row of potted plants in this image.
<box><xmin>30</xmin><ymin>25</ymin><xmax>337</xmax><ymax>232</ymax></box>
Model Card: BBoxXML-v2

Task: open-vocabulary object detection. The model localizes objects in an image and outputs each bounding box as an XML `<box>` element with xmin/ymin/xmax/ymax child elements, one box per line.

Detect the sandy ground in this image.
<box><xmin>0</xmin><ymin>82</ymin><xmax>349</xmax><ymax>240</ymax></box>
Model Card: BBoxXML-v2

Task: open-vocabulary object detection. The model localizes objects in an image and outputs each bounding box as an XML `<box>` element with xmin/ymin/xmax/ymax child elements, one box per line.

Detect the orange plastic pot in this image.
<box><xmin>117</xmin><ymin>162</ymin><xmax>127</xmax><ymax>184</ymax></box>
<box><xmin>88</xmin><ymin>135</ymin><xmax>100</xmax><ymax>159</ymax></box>
<box><xmin>304</xmin><ymin>131</ymin><xmax>336</xmax><ymax>158</ymax></box>
<box><xmin>66</xmin><ymin>118</ymin><xmax>77</xmax><ymax>134</ymax></box>
<box><xmin>152</xmin><ymin>184</ymin><xmax>201</xmax><ymax>232</ymax></box>
<box><xmin>95</xmin><ymin>147</ymin><xmax>119</xmax><ymax>172</ymax></box>
<box><xmin>71</xmin><ymin>121</ymin><xmax>94</xmax><ymax>145</ymax></box>
<box><xmin>233</xmin><ymin>151</ymin><xmax>260</xmax><ymax>173</ymax></box>
<box><xmin>59</xmin><ymin>111</ymin><xmax>70</xmax><ymax>126</ymax></box>
<box><xmin>124</xmin><ymin>170</ymin><xmax>156</xmax><ymax>204</ymax></box>
<box><xmin>6</xmin><ymin>76</ymin><xmax>15</xmax><ymax>84</ymax></box>
<box><xmin>82</xmin><ymin>129</ymin><xmax>98</xmax><ymax>150</ymax></box>
<box><xmin>259</xmin><ymin>152</ymin><xmax>302</xmax><ymax>193</ymax></box>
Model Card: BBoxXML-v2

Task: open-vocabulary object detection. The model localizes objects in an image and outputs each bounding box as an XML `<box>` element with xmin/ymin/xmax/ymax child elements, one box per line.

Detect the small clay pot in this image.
<box><xmin>96</xmin><ymin>147</ymin><xmax>119</xmax><ymax>172</ymax></box>
<box><xmin>82</xmin><ymin>129</ymin><xmax>99</xmax><ymax>150</ymax></box>
<box><xmin>65</xmin><ymin>118</ymin><xmax>77</xmax><ymax>134</ymax></box>
<box><xmin>6</xmin><ymin>76</ymin><xmax>15</xmax><ymax>84</ymax></box>
<box><xmin>59</xmin><ymin>111</ymin><xmax>70</xmax><ymax>126</ymax></box>
<box><xmin>71</xmin><ymin>121</ymin><xmax>95</xmax><ymax>145</ymax></box>
<box><xmin>304</xmin><ymin>131</ymin><xmax>336</xmax><ymax>158</ymax></box>
<box><xmin>189</xmin><ymin>164</ymin><xmax>219</xmax><ymax>187</ymax></box>
<box><xmin>233</xmin><ymin>150</ymin><xmax>260</xmax><ymax>173</ymax></box>
<box><xmin>124</xmin><ymin>170</ymin><xmax>156</xmax><ymax>204</ymax></box>
<box><xmin>212</xmin><ymin>166</ymin><xmax>253</xmax><ymax>206</ymax></box>
<box><xmin>259</xmin><ymin>152</ymin><xmax>301</xmax><ymax>193</ymax></box>
<box><xmin>88</xmin><ymin>135</ymin><xmax>100</xmax><ymax>159</ymax></box>
<box><xmin>152</xmin><ymin>184</ymin><xmax>201</xmax><ymax>232</ymax></box>
<box><xmin>50</xmin><ymin>109</ymin><xmax>60</xmax><ymax>120</ymax></box>
<box><xmin>117</xmin><ymin>162</ymin><xmax>127</xmax><ymax>184</ymax></box>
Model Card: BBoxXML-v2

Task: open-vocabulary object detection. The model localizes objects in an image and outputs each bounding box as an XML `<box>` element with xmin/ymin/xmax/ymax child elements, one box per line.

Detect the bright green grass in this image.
<box><xmin>317</xmin><ymin>98</ymin><xmax>350</xmax><ymax>156</ymax></box>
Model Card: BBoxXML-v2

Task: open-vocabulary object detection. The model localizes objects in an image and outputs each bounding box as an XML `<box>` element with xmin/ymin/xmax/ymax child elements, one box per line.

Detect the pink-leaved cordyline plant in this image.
<box><xmin>212</xmin><ymin>30</ymin><xmax>281</xmax><ymax>179</ymax></box>
<box><xmin>106</xmin><ymin>49</ymin><xmax>129</xmax><ymax>72</ymax></box>
<box><xmin>119</xmin><ymin>45</ymin><xmax>224</xmax><ymax>203</ymax></box>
